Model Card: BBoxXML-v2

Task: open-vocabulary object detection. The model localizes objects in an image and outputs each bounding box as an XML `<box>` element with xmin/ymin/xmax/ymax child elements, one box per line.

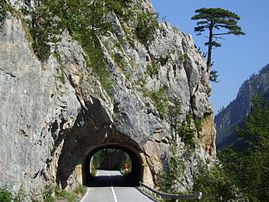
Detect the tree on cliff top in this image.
<box><xmin>191</xmin><ymin>8</ymin><xmax>245</xmax><ymax>82</ymax></box>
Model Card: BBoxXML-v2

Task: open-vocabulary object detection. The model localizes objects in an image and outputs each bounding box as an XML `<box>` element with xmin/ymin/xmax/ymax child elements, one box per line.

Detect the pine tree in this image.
<box><xmin>191</xmin><ymin>8</ymin><xmax>245</xmax><ymax>81</ymax></box>
<box><xmin>219</xmin><ymin>95</ymin><xmax>269</xmax><ymax>200</ymax></box>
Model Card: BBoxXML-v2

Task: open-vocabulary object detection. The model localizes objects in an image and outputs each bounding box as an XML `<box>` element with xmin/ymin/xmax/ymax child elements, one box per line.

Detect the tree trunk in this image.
<box><xmin>207</xmin><ymin>23</ymin><xmax>214</xmax><ymax>76</ymax></box>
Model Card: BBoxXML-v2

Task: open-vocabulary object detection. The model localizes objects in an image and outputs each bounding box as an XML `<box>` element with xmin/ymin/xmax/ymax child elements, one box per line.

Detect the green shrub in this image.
<box><xmin>0</xmin><ymin>186</ymin><xmax>27</xmax><ymax>202</ymax></box>
<box><xmin>193</xmin><ymin>161</ymin><xmax>238</xmax><ymax>202</ymax></box>
<box><xmin>0</xmin><ymin>0</ymin><xmax>7</xmax><ymax>27</ymax></box>
<box><xmin>104</xmin><ymin>0</ymin><xmax>132</xmax><ymax>18</ymax></box>
<box><xmin>147</xmin><ymin>86</ymin><xmax>169</xmax><ymax>119</ymax></box>
<box><xmin>43</xmin><ymin>185</ymin><xmax>83</xmax><ymax>202</ymax></box>
<box><xmin>178</xmin><ymin>115</ymin><xmax>197</xmax><ymax>149</ymax></box>
<box><xmin>159</xmin><ymin>56</ymin><xmax>169</xmax><ymax>66</ymax></box>
<box><xmin>30</xmin><ymin>2</ymin><xmax>62</xmax><ymax>62</ymax></box>
<box><xmin>125</xmin><ymin>72</ymin><xmax>131</xmax><ymax>81</ymax></box>
<box><xmin>54</xmin><ymin>52</ymin><xmax>66</xmax><ymax>84</ymax></box>
<box><xmin>74</xmin><ymin>185</ymin><xmax>87</xmax><ymax>197</ymax></box>
<box><xmin>54</xmin><ymin>187</ymin><xmax>76</xmax><ymax>202</ymax></box>
<box><xmin>113</xmin><ymin>53</ymin><xmax>127</xmax><ymax>70</ymax></box>
<box><xmin>83</xmin><ymin>35</ymin><xmax>112</xmax><ymax>91</ymax></box>
<box><xmin>13</xmin><ymin>186</ymin><xmax>27</xmax><ymax>202</ymax></box>
<box><xmin>0</xmin><ymin>187</ymin><xmax>12</xmax><ymax>202</ymax></box>
<box><xmin>43</xmin><ymin>185</ymin><xmax>54</xmax><ymax>202</ymax></box>
<box><xmin>136</xmin><ymin>11</ymin><xmax>159</xmax><ymax>46</ymax></box>
<box><xmin>146</xmin><ymin>61</ymin><xmax>158</xmax><ymax>78</ymax></box>
<box><xmin>179</xmin><ymin>53</ymin><xmax>188</xmax><ymax>62</ymax></box>
<box><xmin>193</xmin><ymin>116</ymin><xmax>203</xmax><ymax>133</ymax></box>
<box><xmin>91</xmin><ymin>164</ymin><xmax>97</xmax><ymax>177</ymax></box>
<box><xmin>168</xmin><ymin>100</ymin><xmax>197</xmax><ymax>149</ymax></box>
<box><xmin>159</xmin><ymin>144</ymin><xmax>185</xmax><ymax>193</ymax></box>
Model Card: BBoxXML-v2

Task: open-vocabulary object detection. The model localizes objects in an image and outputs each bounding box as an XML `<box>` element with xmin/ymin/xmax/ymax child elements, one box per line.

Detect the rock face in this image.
<box><xmin>215</xmin><ymin>64</ymin><xmax>269</xmax><ymax>149</ymax></box>
<box><xmin>0</xmin><ymin>15</ymin><xmax>81</xmax><ymax>194</ymax></box>
<box><xmin>0</xmin><ymin>0</ymin><xmax>215</xmax><ymax>198</ymax></box>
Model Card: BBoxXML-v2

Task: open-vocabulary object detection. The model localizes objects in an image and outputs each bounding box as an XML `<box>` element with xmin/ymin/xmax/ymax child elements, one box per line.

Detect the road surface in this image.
<box><xmin>81</xmin><ymin>170</ymin><xmax>154</xmax><ymax>202</ymax></box>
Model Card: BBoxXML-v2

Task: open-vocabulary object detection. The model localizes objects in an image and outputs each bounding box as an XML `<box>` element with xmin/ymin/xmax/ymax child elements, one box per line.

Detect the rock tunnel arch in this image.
<box><xmin>55</xmin><ymin>118</ymin><xmax>150</xmax><ymax>189</ymax></box>
<box><xmin>54</xmin><ymin>96</ymin><xmax>152</xmax><ymax>189</ymax></box>
<box><xmin>82</xmin><ymin>143</ymin><xmax>144</xmax><ymax>186</ymax></box>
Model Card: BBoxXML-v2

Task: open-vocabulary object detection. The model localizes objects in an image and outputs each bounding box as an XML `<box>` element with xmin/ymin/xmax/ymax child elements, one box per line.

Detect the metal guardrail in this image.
<box><xmin>139</xmin><ymin>182</ymin><xmax>202</xmax><ymax>201</ymax></box>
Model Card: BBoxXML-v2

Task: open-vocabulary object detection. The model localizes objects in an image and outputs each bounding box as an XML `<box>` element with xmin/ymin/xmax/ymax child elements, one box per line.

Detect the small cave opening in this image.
<box><xmin>82</xmin><ymin>144</ymin><xmax>144</xmax><ymax>187</ymax></box>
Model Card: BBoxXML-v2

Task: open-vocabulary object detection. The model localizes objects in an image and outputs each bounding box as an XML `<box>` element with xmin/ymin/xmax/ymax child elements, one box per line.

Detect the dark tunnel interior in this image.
<box><xmin>82</xmin><ymin>144</ymin><xmax>144</xmax><ymax>187</ymax></box>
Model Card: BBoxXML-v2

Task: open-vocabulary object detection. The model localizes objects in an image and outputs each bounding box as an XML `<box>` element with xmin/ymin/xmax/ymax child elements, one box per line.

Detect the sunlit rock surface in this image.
<box><xmin>0</xmin><ymin>0</ymin><xmax>215</xmax><ymax>198</ymax></box>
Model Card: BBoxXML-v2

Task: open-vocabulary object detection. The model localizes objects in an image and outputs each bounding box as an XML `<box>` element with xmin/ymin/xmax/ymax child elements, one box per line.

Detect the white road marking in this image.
<box><xmin>80</xmin><ymin>188</ymin><xmax>89</xmax><ymax>202</ymax></box>
<box><xmin>107</xmin><ymin>171</ymin><xmax>118</xmax><ymax>202</ymax></box>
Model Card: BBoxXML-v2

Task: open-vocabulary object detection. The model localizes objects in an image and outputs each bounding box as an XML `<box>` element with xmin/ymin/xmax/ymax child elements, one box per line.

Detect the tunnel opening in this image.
<box><xmin>92</xmin><ymin>148</ymin><xmax>132</xmax><ymax>173</ymax></box>
<box><xmin>82</xmin><ymin>144</ymin><xmax>144</xmax><ymax>187</ymax></box>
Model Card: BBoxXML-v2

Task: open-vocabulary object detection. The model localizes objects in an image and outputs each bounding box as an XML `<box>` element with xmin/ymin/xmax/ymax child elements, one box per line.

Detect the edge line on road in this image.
<box><xmin>80</xmin><ymin>188</ymin><xmax>89</xmax><ymax>202</ymax></box>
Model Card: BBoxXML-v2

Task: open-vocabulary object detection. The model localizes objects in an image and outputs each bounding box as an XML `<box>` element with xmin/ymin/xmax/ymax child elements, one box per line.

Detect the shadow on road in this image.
<box><xmin>86</xmin><ymin>172</ymin><xmax>138</xmax><ymax>187</ymax></box>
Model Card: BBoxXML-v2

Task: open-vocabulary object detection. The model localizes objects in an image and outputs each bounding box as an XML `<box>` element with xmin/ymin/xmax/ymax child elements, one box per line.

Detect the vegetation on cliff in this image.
<box><xmin>194</xmin><ymin>95</ymin><xmax>269</xmax><ymax>201</ymax></box>
<box><xmin>0</xmin><ymin>0</ymin><xmax>7</xmax><ymax>26</ymax></box>
<box><xmin>0</xmin><ymin>0</ymin><xmax>157</xmax><ymax>91</ymax></box>
<box><xmin>159</xmin><ymin>144</ymin><xmax>186</xmax><ymax>193</ymax></box>
<box><xmin>158</xmin><ymin>94</ymin><xmax>269</xmax><ymax>201</ymax></box>
<box><xmin>0</xmin><ymin>185</ymin><xmax>86</xmax><ymax>202</ymax></box>
<box><xmin>193</xmin><ymin>161</ymin><xmax>239</xmax><ymax>201</ymax></box>
<box><xmin>43</xmin><ymin>185</ymin><xmax>86</xmax><ymax>202</ymax></box>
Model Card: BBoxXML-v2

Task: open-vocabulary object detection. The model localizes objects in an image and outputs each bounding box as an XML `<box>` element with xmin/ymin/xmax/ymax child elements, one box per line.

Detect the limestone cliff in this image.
<box><xmin>0</xmin><ymin>0</ymin><xmax>215</xmax><ymax>198</ymax></box>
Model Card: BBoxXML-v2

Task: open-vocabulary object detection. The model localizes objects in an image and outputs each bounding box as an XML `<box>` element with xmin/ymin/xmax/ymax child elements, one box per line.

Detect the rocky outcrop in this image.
<box><xmin>0</xmin><ymin>0</ymin><xmax>215</xmax><ymax>198</ymax></box>
<box><xmin>215</xmin><ymin>64</ymin><xmax>269</xmax><ymax>149</ymax></box>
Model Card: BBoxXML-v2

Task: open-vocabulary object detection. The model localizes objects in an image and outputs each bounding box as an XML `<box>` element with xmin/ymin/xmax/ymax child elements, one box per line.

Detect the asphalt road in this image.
<box><xmin>80</xmin><ymin>170</ymin><xmax>154</xmax><ymax>202</ymax></box>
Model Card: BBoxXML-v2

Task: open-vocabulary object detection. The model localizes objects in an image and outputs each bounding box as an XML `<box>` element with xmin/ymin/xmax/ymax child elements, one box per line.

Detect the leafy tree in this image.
<box><xmin>193</xmin><ymin>161</ymin><xmax>239</xmax><ymax>202</ymax></box>
<box><xmin>191</xmin><ymin>8</ymin><xmax>245</xmax><ymax>81</ymax></box>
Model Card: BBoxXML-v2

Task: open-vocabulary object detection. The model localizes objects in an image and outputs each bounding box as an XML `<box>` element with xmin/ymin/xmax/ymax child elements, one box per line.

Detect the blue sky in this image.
<box><xmin>151</xmin><ymin>0</ymin><xmax>269</xmax><ymax>114</ymax></box>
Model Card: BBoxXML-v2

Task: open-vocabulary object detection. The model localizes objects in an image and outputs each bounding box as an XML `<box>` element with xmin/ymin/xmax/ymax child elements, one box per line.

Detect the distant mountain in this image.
<box><xmin>215</xmin><ymin>64</ymin><xmax>269</xmax><ymax>149</ymax></box>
